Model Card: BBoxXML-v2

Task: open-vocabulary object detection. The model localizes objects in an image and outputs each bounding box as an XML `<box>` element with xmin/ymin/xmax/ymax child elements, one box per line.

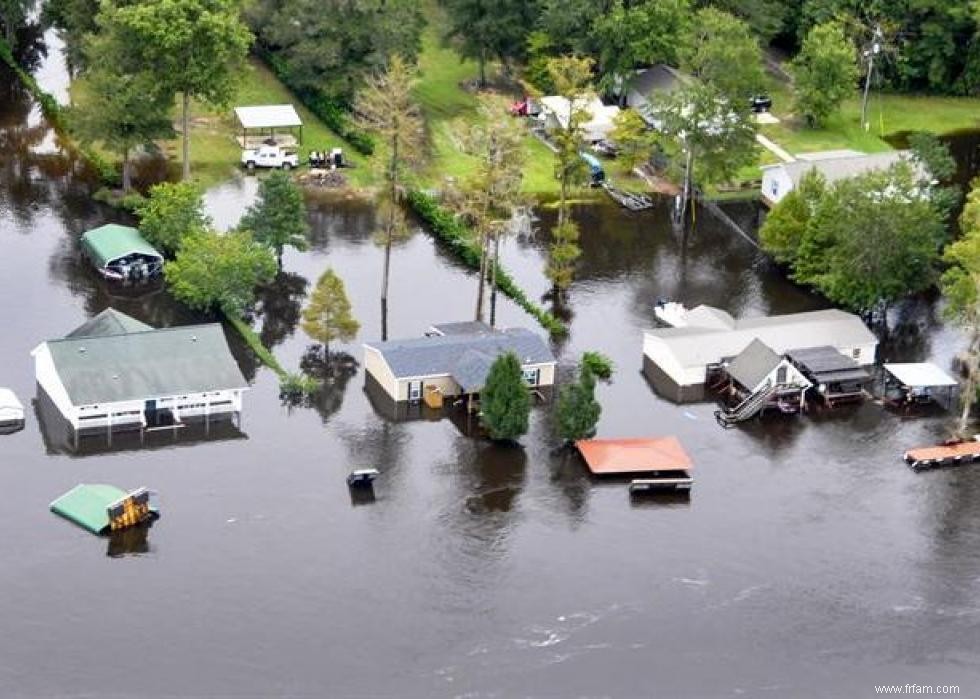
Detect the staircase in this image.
<box><xmin>714</xmin><ymin>383</ymin><xmax>781</xmax><ymax>428</ymax></box>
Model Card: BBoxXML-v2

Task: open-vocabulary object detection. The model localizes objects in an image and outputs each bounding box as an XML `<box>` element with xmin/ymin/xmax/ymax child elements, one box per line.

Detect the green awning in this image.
<box><xmin>50</xmin><ymin>484</ymin><xmax>129</xmax><ymax>534</ymax></box>
<box><xmin>81</xmin><ymin>224</ymin><xmax>163</xmax><ymax>268</ymax></box>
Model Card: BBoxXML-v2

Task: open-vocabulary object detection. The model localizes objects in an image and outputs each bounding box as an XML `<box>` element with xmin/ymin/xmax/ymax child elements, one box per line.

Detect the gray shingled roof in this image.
<box><xmin>787</xmin><ymin>346</ymin><xmax>869</xmax><ymax>383</ymax></box>
<box><xmin>366</xmin><ymin>328</ymin><xmax>555</xmax><ymax>383</ymax></box>
<box><xmin>66</xmin><ymin>308</ymin><xmax>153</xmax><ymax>339</ymax></box>
<box><xmin>628</xmin><ymin>64</ymin><xmax>690</xmax><ymax>99</ymax></box>
<box><xmin>47</xmin><ymin>321</ymin><xmax>248</xmax><ymax>405</ymax></box>
<box><xmin>429</xmin><ymin>321</ymin><xmax>492</xmax><ymax>337</ymax></box>
<box><xmin>727</xmin><ymin>339</ymin><xmax>783</xmax><ymax>389</ymax></box>
<box><xmin>452</xmin><ymin>350</ymin><xmax>496</xmax><ymax>393</ymax></box>
<box><xmin>766</xmin><ymin>151</ymin><xmax>924</xmax><ymax>188</ymax></box>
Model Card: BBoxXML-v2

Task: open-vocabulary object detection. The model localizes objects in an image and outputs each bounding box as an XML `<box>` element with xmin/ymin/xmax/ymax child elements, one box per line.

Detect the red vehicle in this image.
<box><xmin>509</xmin><ymin>97</ymin><xmax>538</xmax><ymax>117</ymax></box>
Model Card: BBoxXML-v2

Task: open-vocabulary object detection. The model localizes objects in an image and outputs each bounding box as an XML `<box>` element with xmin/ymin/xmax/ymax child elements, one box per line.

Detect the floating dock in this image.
<box><xmin>904</xmin><ymin>441</ymin><xmax>980</xmax><ymax>471</ymax></box>
<box><xmin>602</xmin><ymin>183</ymin><xmax>653</xmax><ymax>211</ymax></box>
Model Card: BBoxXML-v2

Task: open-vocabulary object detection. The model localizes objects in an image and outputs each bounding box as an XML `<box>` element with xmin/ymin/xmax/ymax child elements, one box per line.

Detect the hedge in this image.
<box><xmin>254</xmin><ymin>47</ymin><xmax>374</xmax><ymax>156</ymax></box>
<box><xmin>407</xmin><ymin>190</ymin><xmax>567</xmax><ymax>337</ymax></box>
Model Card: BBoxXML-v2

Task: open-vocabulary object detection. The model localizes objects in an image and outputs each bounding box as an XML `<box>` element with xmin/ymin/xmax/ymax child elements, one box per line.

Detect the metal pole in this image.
<box><xmin>861</xmin><ymin>27</ymin><xmax>881</xmax><ymax>131</ymax></box>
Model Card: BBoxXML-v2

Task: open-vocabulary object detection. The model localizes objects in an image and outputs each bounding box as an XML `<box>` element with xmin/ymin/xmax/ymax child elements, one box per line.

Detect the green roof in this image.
<box><xmin>50</xmin><ymin>484</ymin><xmax>129</xmax><ymax>534</ymax></box>
<box><xmin>47</xmin><ymin>316</ymin><xmax>248</xmax><ymax>405</ymax></box>
<box><xmin>80</xmin><ymin>224</ymin><xmax>162</xmax><ymax>268</ymax></box>
<box><xmin>66</xmin><ymin>308</ymin><xmax>153</xmax><ymax>339</ymax></box>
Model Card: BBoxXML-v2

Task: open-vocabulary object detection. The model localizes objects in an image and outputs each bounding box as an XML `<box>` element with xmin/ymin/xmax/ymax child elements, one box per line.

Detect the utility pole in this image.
<box><xmin>860</xmin><ymin>25</ymin><xmax>883</xmax><ymax>131</ymax></box>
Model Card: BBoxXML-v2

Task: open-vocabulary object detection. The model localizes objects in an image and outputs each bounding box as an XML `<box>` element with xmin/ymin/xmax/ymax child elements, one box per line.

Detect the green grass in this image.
<box><xmin>225</xmin><ymin>312</ymin><xmax>286</xmax><ymax>377</ymax></box>
<box><xmin>412</xmin><ymin>2</ymin><xmax>571</xmax><ymax>197</ymax></box>
<box><xmin>761</xmin><ymin>79</ymin><xmax>980</xmax><ymax>159</ymax></box>
<box><xmin>73</xmin><ymin>58</ymin><xmax>378</xmax><ymax>191</ymax></box>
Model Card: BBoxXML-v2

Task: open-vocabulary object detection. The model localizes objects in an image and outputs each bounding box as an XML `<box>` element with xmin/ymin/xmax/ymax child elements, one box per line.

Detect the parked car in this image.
<box><xmin>751</xmin><ymin>95</ymin><xmax>773</xmax><ymax>113</ymax></box>
<box><xmin>241</xmin><ymin>144</ymin><xmax>299</xmax><ymax>171</ymax></box>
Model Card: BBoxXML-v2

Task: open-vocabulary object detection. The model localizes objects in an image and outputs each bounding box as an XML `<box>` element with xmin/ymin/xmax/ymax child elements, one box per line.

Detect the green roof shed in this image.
<box><xmin>81</xmin><ymin>224</ymin><xmax>163</xmax><ymax>269</ymax></box>
<box><xmin>50</xmin><ymin>484</ymin><xmax>130</xmax><ymax>534</ymax></box>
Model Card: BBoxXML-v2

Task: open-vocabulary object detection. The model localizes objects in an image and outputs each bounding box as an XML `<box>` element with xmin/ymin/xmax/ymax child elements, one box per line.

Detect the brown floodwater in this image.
<box><xmin>2</xmin><ymin>35</ymin><xmax>980</xmax><ymax>698</ymax></box>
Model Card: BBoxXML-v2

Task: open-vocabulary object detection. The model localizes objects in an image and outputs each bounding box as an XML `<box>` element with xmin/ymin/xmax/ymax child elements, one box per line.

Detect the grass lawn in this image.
<box><xmin>761</xmin><ymin>77</ymin><xmax>980</xmax><ymax>159</ymax></box>
<box><xmin>73</xmin><ymin>58</ymin><xmax>377</xmax><ymax>191</ymax></box>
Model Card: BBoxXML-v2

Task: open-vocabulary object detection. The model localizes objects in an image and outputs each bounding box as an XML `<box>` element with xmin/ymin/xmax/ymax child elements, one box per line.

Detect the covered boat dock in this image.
<box><xmin>575</xmin><ymin>437</ymin><xmax>694</xmax><ymax>491</ymax></box>
<box><xmin>234</xmin><ymin>104</ymin><xmax>303</xmax><ymax>148</ymax></box>
<box><xmin>883</xmin><ymin>363</ymin><xmax>958</xmax><ymax>411</ymax></box>
<box><xmin>81</xmin><ymin>224</ymin><xmax>163</xmax><ymax>283</ymax></box>
<box><xmin>787</xmin><ymin>345</ymin><xmax>871</xmax><ymax>406</ymax></box>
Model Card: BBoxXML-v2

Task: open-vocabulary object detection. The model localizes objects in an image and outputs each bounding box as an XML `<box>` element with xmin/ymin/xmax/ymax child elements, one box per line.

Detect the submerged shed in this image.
<box><xmin>50</xmin><ymin>484</ymin><xmax>154</xmax><ymax>534</ymax></box>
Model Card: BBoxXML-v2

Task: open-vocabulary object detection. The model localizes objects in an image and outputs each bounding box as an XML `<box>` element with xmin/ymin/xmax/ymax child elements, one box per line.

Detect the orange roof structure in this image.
<box><xmin>575</xmin><ymin>437</ymin><xmax>693</xmax><ymax>475</ymax></box>
<box><xmin>905</xmin><ymin>441</ymin><xmax>980</xmax><ymax>463</ymax></box>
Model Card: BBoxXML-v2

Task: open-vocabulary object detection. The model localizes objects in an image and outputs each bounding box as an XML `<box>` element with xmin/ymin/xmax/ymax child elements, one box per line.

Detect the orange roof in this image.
<box><xmin>575</xmin><ymin>437</ymin><xmax>693</xmax><ymax>475</ymax></box>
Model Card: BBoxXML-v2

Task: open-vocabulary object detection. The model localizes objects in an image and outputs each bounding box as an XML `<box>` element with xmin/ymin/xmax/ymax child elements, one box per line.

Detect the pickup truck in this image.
<box><xmin>241</xmin><ymin>144</ymin><xmax>299</xmax><ymax>171</ymax></box>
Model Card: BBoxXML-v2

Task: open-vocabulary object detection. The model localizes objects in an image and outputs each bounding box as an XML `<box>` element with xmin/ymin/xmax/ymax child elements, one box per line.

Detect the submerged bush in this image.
<box><xmin>581</xmin><ymin>351</ymin><xmax>614</xmax><ymax>380</ymax></box>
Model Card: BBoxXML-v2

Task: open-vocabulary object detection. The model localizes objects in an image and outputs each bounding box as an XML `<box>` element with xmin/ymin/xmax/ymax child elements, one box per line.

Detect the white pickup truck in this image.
<box><xmin>241</xmin><ymin>144</ymin><xmax>299</xmax><ymax>170</ymax></box>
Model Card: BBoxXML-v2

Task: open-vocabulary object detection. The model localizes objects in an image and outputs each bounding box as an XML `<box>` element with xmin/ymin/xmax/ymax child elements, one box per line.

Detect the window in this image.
<box><xmin>770</xmin><ymin>180</ymin><xmax>779</xmax><ymax>197</ymax></box>
<box><xmin>852</xmin><ymin>348</ymin><xmax>860</xmax><ymax>359</ymax></box>
<box><xmin>407</xmin><ymin>381</ymin><xmax>422</xmax><ymax>401</ymax></box>
<box><xmin>776</xmin><ymin>366</ymin><xmax>787</xmax><ymax>384</ymax></box>
<box><xmin>522</xmin><ymin>367</ymin><xmax>540</xmax><ymax>386</ymax></box>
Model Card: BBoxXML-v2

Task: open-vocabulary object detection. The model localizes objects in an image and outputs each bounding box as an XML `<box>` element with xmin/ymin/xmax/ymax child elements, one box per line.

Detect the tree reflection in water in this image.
<box><xmin>252</xmin><ymin>271</ymin><xmax>308</xmax><ymax>349</ymax></box>
<box><xmin>279</xmin><ymin>346</ymin><xmax>359</xmax><ymax>425</ymax></box>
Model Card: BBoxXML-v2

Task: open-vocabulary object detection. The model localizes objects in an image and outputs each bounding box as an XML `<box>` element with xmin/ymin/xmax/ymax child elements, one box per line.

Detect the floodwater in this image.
<box><xmin>3</xmin><ymin>37</ymin><xmax>980</xmax><ymax>699</ymax></box>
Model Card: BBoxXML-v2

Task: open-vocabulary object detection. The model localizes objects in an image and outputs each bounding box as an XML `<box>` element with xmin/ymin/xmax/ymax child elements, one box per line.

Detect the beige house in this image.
<box><xmin>364</xmin><ymin>322</ymin><xmax>556</xmax><ymax>404</ymax></box>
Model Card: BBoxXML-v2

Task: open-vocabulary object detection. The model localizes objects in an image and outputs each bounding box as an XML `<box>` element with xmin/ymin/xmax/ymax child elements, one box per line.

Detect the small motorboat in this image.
<box><xmin>347</xmin><ymin>468</ymin><xmax>380</xmax><ymax>487</ymax></box>
<box><xmin>0</xmin><ymin>388</ymin><xmax>24</xmax><ymax>432</ymax></box>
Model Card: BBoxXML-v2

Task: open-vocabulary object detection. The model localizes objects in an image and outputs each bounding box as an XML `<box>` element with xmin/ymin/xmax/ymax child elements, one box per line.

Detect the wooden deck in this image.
<box><xmin>904</xmin><ymin>440</ymin><xmax>980</xmax><ymax>470</ymax></box>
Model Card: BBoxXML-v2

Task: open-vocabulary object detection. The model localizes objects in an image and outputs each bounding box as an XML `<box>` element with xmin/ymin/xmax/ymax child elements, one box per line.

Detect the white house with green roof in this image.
<box><xmin>31</xmin><ymin>309</ymin><xmax>248</xmax><ymax>439</ymax></box>
<box><xmin>81</xmin><ymin>224</ymin><xmax>163</xmax><ymax>282</ymax></box>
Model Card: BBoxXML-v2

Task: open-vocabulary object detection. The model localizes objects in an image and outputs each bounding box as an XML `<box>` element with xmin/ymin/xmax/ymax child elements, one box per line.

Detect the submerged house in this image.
<box><xmin>364</xmin><ymin>322</ymin><xmax>556</xmax><ymax>406</ymax></box>
<box><xmin>760</xmin><ymin>150</ymin><xmax>922</xmax><ymax>207</ymax></box>
<box><xmin>81</xmin><ymin>224</ymin><xmax>164</xmax><ymax>282</ymax></box>
<box><xmin>643</xmin><ymin>306</ymin><xmax>877</xmax><ymax>402</ymax></box>
<box><xmin>715</xmin><ymin>339</ymin><xmax>812</xmax><ymax>426</ymax></box>
<box><xmin>31</xmin><ymin>309</ymin><xmax>248</xmax><ymax>443</ymax></box>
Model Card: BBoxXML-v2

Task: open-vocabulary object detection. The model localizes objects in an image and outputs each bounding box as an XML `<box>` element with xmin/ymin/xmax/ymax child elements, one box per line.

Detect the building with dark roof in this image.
<box><xmin>31</xmin><ymin>309</ymin><xmax>248</xmax><ymax>439</ymax></box>
<box><xmin>625</xmin><ymin>65</ymin><xmax>692</xmax><ymax>128</ymax></box>
<box><xmin>363</xmin><ymin>324</ymin><xmax>556</xmax><ymax>404</ymax></box>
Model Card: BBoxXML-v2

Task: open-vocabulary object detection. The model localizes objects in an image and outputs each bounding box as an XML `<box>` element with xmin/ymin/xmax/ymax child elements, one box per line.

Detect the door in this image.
<box><xmin>407</xmin><ymin>381</ymin><xmax>422</xmax><ymax>402</ymax></box>
<box><xmin>144</xmin><ymin>399</ymin><xmax>157</xmax><ymax>425</ymax></box>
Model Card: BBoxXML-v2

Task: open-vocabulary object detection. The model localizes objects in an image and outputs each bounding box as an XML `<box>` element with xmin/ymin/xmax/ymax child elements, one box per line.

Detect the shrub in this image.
<box><xmin>581</xmin><ymin>351</ymin><xmax>614</xmax><ymax>380</ymax></box>
<box><xmin>279</xmin><ymin>371</ymin><xmax>321</xmax><ymax>400</ymax></box>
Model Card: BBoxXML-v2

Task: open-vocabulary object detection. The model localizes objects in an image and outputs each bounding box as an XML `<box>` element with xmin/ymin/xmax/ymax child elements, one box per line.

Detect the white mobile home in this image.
<box><xmin>32</xmin><ymin>309</ymin><xmax>248</xmax><ymax>442</ymax></box>
<box><xmin>643</xmin><ymin>307</ymin><xmax>877</xmax><ymax>402</ymax></box>
<box><xmin>760</xmin><ymin>150</ymin><xmax>922</xmax><ymax>207</ymax></box>
<box><xmin>364</xmin><ymin>323</ymin><xmax>556</xmax><ymax>404</ymax></box>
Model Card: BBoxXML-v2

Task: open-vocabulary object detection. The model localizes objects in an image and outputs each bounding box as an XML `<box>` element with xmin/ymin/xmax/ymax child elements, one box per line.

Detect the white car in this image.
<box><xmin>0</xmin><ymin>387</ymin><xmax>24</xmax><ymax>431</ymax></box>
<box><xmin>241</xmin><ymin>144</ymin><xmax>299</xmax><ymax>171</ymax></box>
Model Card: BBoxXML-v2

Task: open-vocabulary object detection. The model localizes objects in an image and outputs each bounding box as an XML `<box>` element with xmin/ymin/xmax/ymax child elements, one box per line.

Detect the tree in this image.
<box><xmin>441</xmin><ymin>0</ymin><xmax>538</xmax><ymax>87</ymax></box>
<box><xmin>590</xmin><ymin>0</ymin><xmax>690</xmax><ymax>102</ymax></box>
<box><xmin>556</xmin><ymin>363</ymin><xmax>601</xmax><ymax>441</ymax></box>
<box><xmin>104</xmin><ymin>0</ymin><xmax>252</xmax><ymax>181</ymax></box>
<box><xmin>165</xmin><ymin>230</ymin><xmax>277</xmax><ymax>316</ymax></box>
<box><xmin>652</xmin><ymin>83</ymin><xmax>758</xmax><ymax>219</ymax></box>
<box><xmin>301</xmin><ymin>268</ymin><xmax>359</xmax><ymax>354</ymax></box>
<box><xmin>791</xmin><ymin>21</ymin><xmax>858</xmax><ymax>126</ymax></box>
<box><xmin>909</xmin><ymin>131</ymin><xmax>960</xmax><ymax>217</ymax></box>
<box><xmin>71</xmin><ymin>34</ymin><xmax>173</xmax><ymax>192</ymax></box>
<box><xmin>239</xmin><ymin>171</ymin><xmax>309</xmax><ymax>270</ymax></box>
<box><xmin>480</xmin><ymin>352</ymin><xmax>531</xmax><ymax>441</ymax></box>
<box><xmin>759</xmin><ymin>169</ymin><xmax>826</xmax><ymax>264</ymax></box>
<box><xmin>454</xmin><ymin>102</ymin><xmax>526</xmax><ymax>324</ymax></box>
<box><xmin>683</xmin><ymin>7</ymin><xmax>765</xmax><ymax>103</ymax></box>
<box><xmin>136</xmin><ymin>181</ymin><xmax>210</xmax><ymax>255</ymax></box>
<box><xmin>794</xmin><ymin>163</ymin><xmax>945</xmax><ymax>315</ymax></box>
<box><xmin>609</xmin><ymin>109</ymin><xmax>656</xmax><ymax>172</ymax></box>
<box><xmin>0</xmin><ymin>0</ymin><xmax>29</xmax><ymax>48</ymax></box>
<box><xmin>942</xmin><ymin>180</ymin><xmax>980</xmax><ymax>436</ymax></box>
<box><xmin>355</xmin><ymin>55</ymin><xmax>424</xmax><ymax>339</ymax></box>
<box><xmin>545</xmin><ymin>55</ymin><xmax>593</xmax><ymax>298</ymax></box>
<box><xmin>246</xmin><ymin>0</ymin><xmax>424</xmax><ymax>104</ymax></box>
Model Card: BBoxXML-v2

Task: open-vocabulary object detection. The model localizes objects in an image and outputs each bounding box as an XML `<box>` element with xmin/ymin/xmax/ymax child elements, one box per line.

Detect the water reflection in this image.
<box><xmin>106</xmin><ymin>522</ymin><xmax>153</xmax><ymax>558</ymax></box>
<box><xmin>252</xmin><ymin>271</ymin><xmax>308</xmax><ymax>349</ymax></box>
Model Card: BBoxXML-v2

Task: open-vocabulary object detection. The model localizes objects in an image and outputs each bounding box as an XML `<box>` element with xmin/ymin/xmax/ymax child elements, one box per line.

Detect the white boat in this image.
<box><xmin>0</xmin><ymin>388</ymin><xmax>25</xmax><ymax>430</ymax></box>
<box><xmin>653</xmin><ymin>300</ymin><xmax>689</xmax><ymax>328</ymax></box>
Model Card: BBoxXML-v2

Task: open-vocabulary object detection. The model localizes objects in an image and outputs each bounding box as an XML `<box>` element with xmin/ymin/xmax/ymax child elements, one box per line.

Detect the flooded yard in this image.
<box><xmin>2</xmin><ymin>41</ymin><xmax>980</xmax><ymax>698</ymax></box>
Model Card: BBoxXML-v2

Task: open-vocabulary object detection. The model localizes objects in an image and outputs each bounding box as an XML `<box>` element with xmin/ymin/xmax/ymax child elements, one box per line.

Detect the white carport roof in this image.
<box><xmin>234</xmin><ymin>104</ymin><xmax>302</xmax><ymax>129</ymax></box>
<box><xmin>884</xmin><ymin>363</ymin><xmax>958</xmax><ymax>388</ymax></box>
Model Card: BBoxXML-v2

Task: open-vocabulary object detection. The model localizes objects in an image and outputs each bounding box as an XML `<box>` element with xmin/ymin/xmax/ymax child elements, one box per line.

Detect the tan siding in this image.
<box><xmin>363</xmin><ymin>347</ymin><xmax>398</xmax><ymax>400</ymax></box>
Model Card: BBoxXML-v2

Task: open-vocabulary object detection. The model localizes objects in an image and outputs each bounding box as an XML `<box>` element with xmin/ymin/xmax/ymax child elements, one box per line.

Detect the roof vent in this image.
<box><xmin>191</xmin><ymin>335</ymin><xmax>198</xmax><ymax>342</ymax></box>
<box><xmin>78</xmin><ymin>347</ymin><xmax>86</xmax><ymax>353</ymax></box>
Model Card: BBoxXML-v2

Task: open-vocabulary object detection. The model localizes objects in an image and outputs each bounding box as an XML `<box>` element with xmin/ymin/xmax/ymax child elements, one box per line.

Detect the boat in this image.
<box><xmin>0</xmin><ymin>387</ymin><xmax>24</xmax><ymax>432</ymax></box>
<box><xmin>347</xmin><ymin>468</ymin><xmax>380</xmax><ymax>487</ymax></box>
<box><xmin>653</xmin><ymin>300</ymin><xmax>688</xmax><ymax>327</ymax></box>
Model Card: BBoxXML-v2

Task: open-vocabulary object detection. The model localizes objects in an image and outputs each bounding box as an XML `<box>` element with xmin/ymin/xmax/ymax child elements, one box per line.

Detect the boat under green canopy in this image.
<box><xmin>80</xmin><ymin>224</ymin><xmax>162</xmax><ymax>269</ymax></box>
<box><xmin>50</xmin><ymin>484</ymin><xmax>137</xmax><ymax>534</ymax></box>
